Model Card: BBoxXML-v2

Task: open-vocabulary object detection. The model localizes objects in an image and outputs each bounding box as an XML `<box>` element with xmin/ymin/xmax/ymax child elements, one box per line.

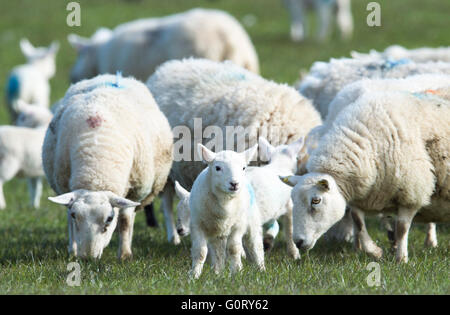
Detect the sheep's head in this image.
<box><xmin>20</xmin><ymin>38</ymin><xmax>59</xmax><ymax>79</ymax></box>
<box><xmin>14</xmin><ymin>100</ymin><xmax>53</xmax><ymax>128</ymax></box>
<box><xmin>258</xmin><ymin>136</ymin><xmax>304</xmax><ymax>174</ymax></box>
<box><xmin>280</xmin><ymin>173</ymin><xmax>346</xmax><ymax>251</ymax></box>
<box><xmin>49</xmin><ymin>190</ymin><xmax>139</xmax><ymax>259</ymax></box>
<box><xmin>174</xmin><ymin>181</ymin><xmax>191</xmax><ymax>237</ymax></box>
<box><xmin>198</xmin><ymin>143</ymin><xmax>258</xmax><ymax>195</ymax></box>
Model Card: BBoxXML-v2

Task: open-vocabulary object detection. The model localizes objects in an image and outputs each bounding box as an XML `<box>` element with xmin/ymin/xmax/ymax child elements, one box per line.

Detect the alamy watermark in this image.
<box><xmin>366</xmin><ymin>262</ymin><xmax>381</xmax><ymax>287</ymax></box>
<box><xmin>67</xmin><ymin>2</ymin><xmax>81</xmax><ymax>27</ymax></box>
<box><xmin>367</xmin><ymin>2</ymin><xmax>381</xmax><ymax>27</ymax></box>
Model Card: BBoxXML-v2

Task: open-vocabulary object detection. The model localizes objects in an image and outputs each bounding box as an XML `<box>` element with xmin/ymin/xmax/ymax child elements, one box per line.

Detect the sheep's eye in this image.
<box><xmin>215</xmin><ymin>166</ymin><xmax>221</xmax><ymax>171</ymax></box>
<box><xmin>243</xmin><ymin>166</ymin><xmax>246</xmax><ymax>171</ymax></box>
<box><xmin>70</xmin><ymin>212</ymin><xmax>76</xmax><ymax>219</ymax></box>
<box><xmin>311</xmin><ymin>197</ymin><xmax>321</xmax><ymax>205</ymax></box>
<box><xmin>106</xmin><ymin>215</ymin><xmax>114</xmax><ymax>223</ymax></box>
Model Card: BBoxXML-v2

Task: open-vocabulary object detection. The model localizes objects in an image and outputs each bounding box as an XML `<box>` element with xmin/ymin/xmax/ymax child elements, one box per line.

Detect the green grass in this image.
<box><xmin>0</xmin><ymin>0</ymin><xmax>449</xmax><ymax>294</ymax></box>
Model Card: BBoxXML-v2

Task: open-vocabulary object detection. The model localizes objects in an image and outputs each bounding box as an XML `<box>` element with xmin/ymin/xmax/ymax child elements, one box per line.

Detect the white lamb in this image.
<box><xmin>281</xmin><ymin>87</ymin><xmax>450</xmax><ymax>263</ymax></box>
<box><xmin>189</xmin><ymin>144</ymin><xmax>264</xmax><ymax>278</ymax></box>
<box><xmin>0</xmin><ymin>101</ymin><xmax>53</xmax><ymax>210</ymax></box>
<box><xmin>351</xmin><ymin>45</ymin><xmax>450</xmax><ymax>63</ymax></box>
<box><xmin>147</xmin><ymin>58</ymin><xmax>322</xmax><ymax>245</ymax></box>
<box><xmin>68</xmin><ymin>8</ymin><xmax>259</xmax><ymax>83</ymax></box>
<box><xmin>299</xmin><ymin>56</ymin><xmax>450</xmax><ymax>118</ymax></box>
<box><xmin>43</xmin><ymin>74</ymin><xmax>173</xmax><ymax>259</ymax></box>
<box><xmin>5</xmin><ymin>39</ymin><xmax>59</xmax><ymax>121</ymax></box>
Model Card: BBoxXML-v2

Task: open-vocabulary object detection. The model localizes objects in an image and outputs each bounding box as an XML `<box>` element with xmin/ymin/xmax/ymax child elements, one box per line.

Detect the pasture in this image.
<box><xmin>0</xmin><ymin>0</ymin><xmax>449</xmax><ymax>294</ymax></box>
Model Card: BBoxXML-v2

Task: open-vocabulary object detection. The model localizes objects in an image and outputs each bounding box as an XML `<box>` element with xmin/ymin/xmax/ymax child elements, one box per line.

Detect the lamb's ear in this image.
<box><xmin>287</xmin><ymin>137</ymin><xmax>304</xmax><ymax>158</ymax></box>
<box><xmin>243</xmin><ymin>144</ymin><xmax>258</xmax><ymax>165</ymax></box>
<box><xmin>20</xmin><ymin>38</ymin><xmax>36</xmax><ymax>58</ymax></box>
<box><xmin>67</xmin><ymin>34</ymin><xmax>90</xmax><ymax>51</ymax></box>
<box><xmin>197</xmin><ymin>143</ymin><xmax>215</xmax><ymax>164</ymax></box>
<box><xmin>316</xmin><ymin>179</ymin><xmax>330</xmax><ymax>192</ymax></box>
<box><xmin>48</xmin><ymin>192</ymin><xmax>77</xmax><ymax>206</ymax></box>
<box><xmin>279</xmin><ymin>175</ymin><xmax>301</xmax><ymax>187</ymax></box>
<box><xmin>258</xmin><ymin>137</ymin><xmax>275</xmax><ymax>162</ymax></box>
<box><xmin>108</xmin><ymin>193</ymin><xmax>140</xmax><ymax>209</ymax></box>
<box><xmin>174</xmin><ymin>181</ymin><xmax>189</xmax><ymax>199</ymax></box>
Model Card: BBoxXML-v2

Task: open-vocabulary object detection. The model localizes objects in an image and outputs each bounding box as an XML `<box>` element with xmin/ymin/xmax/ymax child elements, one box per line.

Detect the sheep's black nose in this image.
<box><xmin>229</xmin><ymin>182</ymin><xmax>239</xmax><ymax>191</ymax></box>
<box><xmin>295</xmin><ymin>240</ymin><xmax>304</xmax><ymax>249</ymax></box>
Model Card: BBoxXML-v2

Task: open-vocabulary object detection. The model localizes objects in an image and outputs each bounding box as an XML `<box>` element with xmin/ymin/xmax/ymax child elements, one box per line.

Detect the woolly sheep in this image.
<box><xmin>68</xmin><ymin>8</ymin><xmax>259</xmax><ymax>83</ymax></box>
<box><xmin>281</xmin><ymin>87</ymin><xmax>450</xmax><ymax>263</ymax></box>
<box><xmin>299</xmin><ymin>56</ymin><xmax>450</xmax><ymax>118</ymax></box>
<box><xmin>43</xmin><ymin>74</ymin><xmax>173</xmax><ymax>259</ymax></box>
<box><xmin>5</xmin><ymin>39</ymin><xmax>59</xmax><ymax>121</ymax></box>
<box><xmin>146</xmin><ymin>58</ymin><xmax>322</xmax><ymax>244</ymax></box>
<box><xmin>189</xmin><ymin>144</ymin><xmax>264</xmax><ymax>278</ymax></box>
<box><xmin>284</xmin><ymin>0</ymin><xmax>353</xmax><ymax>42</ymax></box>
<box><xmin>351</xmin><ymin>45</ymin><xmax>450</xmax><ymax>63</ymax></box>
<box><xmin>0</xmin><ymin>101</ymin><xmax>53</xmax><ymax>210</ymax></box>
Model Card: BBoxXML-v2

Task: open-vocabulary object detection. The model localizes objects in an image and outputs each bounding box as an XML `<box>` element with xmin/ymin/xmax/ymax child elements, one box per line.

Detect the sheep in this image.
<box><xmin>68</xmin><ymin>8</ymin><xmax>259</xmax><ymax>83</ymax></box>
<box><xmin>0</xmin><ymin>101</ymin><xmax>53</xmax><ymax>210</ymax></box>
<box><xmin>189</xmin><ymin>143</ymin><xmax>264</xmax><ymax>278</ymax></box>
<box><xmin>5</xmin><ymin>39</ymin><xmax>59</xmax><ymax>121</ymax></box>
<box><xmin>299</xmin><ymin>56</ymin><xmax>450</xmax><ymax>118</ymax></box>
<box><xmin>43</xmin><ymin>73</ymin><xmax>173</xmax><ymax>259</ymax></box>
<box><xmin>351</xmin><ymin>45</ymin><xmax>450</xmax><ymax>63</ymax></box>
<box><xmin>175</xmin><ymin>137</ymin><xmax>305</xmax><ymax>260</ymax></box>
<box><xmin>281</xmin><ymin>86</ymin><xmax>450</xmax><ymax>263</ymax></box>
<box><xmin>146</xmin><ymin>58</ymin><xmax>322</xmax><ymax>245</ymax></box>
<box><xmin>284</xmin><ymin>0</ymin><xmax>353</xmax><ymax>42</ymax></box>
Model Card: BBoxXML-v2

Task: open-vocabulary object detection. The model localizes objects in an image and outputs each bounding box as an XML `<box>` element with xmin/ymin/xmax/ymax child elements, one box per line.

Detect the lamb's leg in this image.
<box><xmin>209</xmin><ymin>237</ymin><xmax>227</xmax><ymax>275</ymax></box>
<box><xmin>424</xmin><ymin>223</ymin><xmax>437</xmax><ymax>248</ymax></box>
<box><xmin>284</xmin><ymin>0</ymin><xmax>307</xmax><ymax>41</ymax></box>
<box><xmin>395</xmin><ymin>207</ymin><xmax>418</xmax><ymax>263</ymax></box>
<box><xmin>144</xmin><ymin>203</ymin><xmax>159</xmax><ymax>228</ymax></box>
<box><xmin>263</xmin><ymin>219</ymin><xmax>279</xmax><ymax>252</ymax></box>
<box><xmin>243</xmin><ymin>224</ymin><xmax>265</xmax><ymax>271</ymax></box>
<box><xmin>117</xmin><ymin>207</ymin><xmax>136</xmax><ymax>260</ymax></box>
<box><xmin>316</xmin><ymin>0</ymin><xmax>333</xmax><ymax>41</ymax></box>
<box><xmin>351</xmin><ymin>208</ymin><xmax>383</xmax><ymax>259</ymax></box>
<box><xmin>161</xmin><ymin>185</ymin><xmax>180</xmax><ymax>245</ymax></box>
<box><xmin>336</xmin><ymin>0</ymin><xmax>353</xmax><ymax>40</ymax></box>
<box><xmin>189</xmin><ymin>229</ymin><xmax>208</xmax><ymax>279</ymax></box>
<box><xmin>0</xmin><ymin>158</ymin><xmax>20</xmax><ymax>210</ymax></box>
<box><xmin>68</xmin><ymin>212</ymin><xmax>77</xmax><ymax>256</ymax></box>
<box><xmin>0</xmin><ymin>182</ymin><xmax>5</xmax><ymax>210</ymax></box>
<box><xmin>227</xmin><ymin>229</ymin><xmax>246</xmax><ymax>274</ymax></box>
<box><xmin>27</xmin><ymin>177</ymin><xmax>42</xmax><ymax>209</ymax></box>
<box><xmin>284</xmin><ymin>200</ymin><xmax>300</xmax><ymax>260</ymax></box>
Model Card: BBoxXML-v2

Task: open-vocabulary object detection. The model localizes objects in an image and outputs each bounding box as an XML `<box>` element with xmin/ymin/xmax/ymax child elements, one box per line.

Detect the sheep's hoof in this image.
<box><xmin>396</xmin><ymin>254</ymin><xmax>408</xmax><ymax>264</ymax></box>
<box><xmin>424</xmin><ymin>238</ymin><xmax>438</xmax><ymax>248</ymax></box>
<box><xmin>263</xmin><ymin>235</ymin><xmax>274</xmax><ymax>252</ymax></box>
<box><xmin>119</xmin><ymin>252</ymin><xmax>133</xmax><ymax>261</ymax></box>
<box><xmin>289</xmin><ymin>248</ymin><xmax>301</xmax><ymax>260</ymax></box>
<box><xmin>370</xmin><ymin>246</ymin><xmax>383</xmax><ymax>260</ymax></box>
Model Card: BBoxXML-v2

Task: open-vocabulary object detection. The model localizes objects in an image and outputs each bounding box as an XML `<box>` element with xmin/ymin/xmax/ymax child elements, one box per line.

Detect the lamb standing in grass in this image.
<box><xmin>0</xmin><ymin>101</ymin><xmax>53</xmax><ymax>210</ymax></box>
<box><xmin>5</xmin><ymin>39</ymin><xmax>59</xmax><ymax>121</ymax></box>
<box><xmin>281</xmin><ymin>87</ymin><xmax>450</xmax><ymax>263</ymax></box>
<box><xmin>68</xmin><ymin>8</ymin><xmax>259</xmax><ymax>83</ymax></box>
<box><xmin>43</xmin><ymin>74</ymin><xmax>173</xmax><ymax>259</ymax></box>
<box><xmin>147</xmin><ymin>58</ymin><xmax>321</xmax><ymax>245</ymax></box>
<box><xmin>189</xmin><ymin>144</ymin><xmax>264</xmax><ymax>278</ymax></box>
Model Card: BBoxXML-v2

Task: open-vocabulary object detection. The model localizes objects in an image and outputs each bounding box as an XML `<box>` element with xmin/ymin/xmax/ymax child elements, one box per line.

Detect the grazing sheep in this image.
<box><xmin>299</xmin><ymin>56</ymin><xmax>450</xmax><ymax>118</ymax></box>
<box><xmin>351</xmin><ymin>45</ymin><xmax>450</xmax><ymax>63</ymax></box>
<box><xmin>0</xmin><ymin>101</ymin><xmax>53</xmax><ymax>210</ymax></box>
<box><xmin>189</xmin><ymin>144</ymin><xmax>264</xmax><ymax>278</ymax></box>
<box><xmin>5</xmin><ymin>39</ymin><xmax>59</xmax><ymax>121</ymax></box>
<box><xmin>284</xmin><ymin>0</ymin><xmax>353</xmax><ymax>42</ymax></box>
<box><xmin>43</xmin><ymin>74</ymin><xmax>173</xmax><ymax>259</ymax></box>
<box><xmin>68</xmin><ymin>8</ymin><xmax>259</xmax><ymax>83</ymax></box>
<box><xmin>147</xmin><ymin>58</ymin><xmax>321</xmax><ymax>245</ymax></box>
<box><xmin>281</xmin><ymin>87</ymin><xmax>450</xmax><ymax>263</ymax></box>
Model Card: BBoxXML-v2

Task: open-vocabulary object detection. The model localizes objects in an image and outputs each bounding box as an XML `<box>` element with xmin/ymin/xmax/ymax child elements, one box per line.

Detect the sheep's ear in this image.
<box><xmin>287</xmin><ymin>137</ymin><xmax>304</xmax><ymax>158</ymax></box>
<box><xmin>258</xmin><ymin>137</ymin><xmax>275</xmax><ymax>162</ymax></box>
<box><xmin>316</xmin><ymin>179</ymin><xmax>330</xmax><ymax>192</ymax></box>
<box><xmin>48</xmin><ymin>192</ymin><xmax>76</xmax><ymax>206</ymax></box>
<box><xmin>243</xmin><ymin>144</ymin><xmax>258</xmax><ymax>165</ymax></box>
<box><xmin>48</xmin><ymin>41</ymin><xmax>60</xmax><ymax>55</ymax></box>
<box><xmin>108</xmin><ymin>193</ymin><xmax>140</xmax><ymax>209</ymax></box>
<box><xmin>279</xmin><ymin>175</ymin><xmax>301</xmax><ymax>187</ymax></box>
<box><xmin>67</xmin><ymin>34</ymin><xmax>90</xmax><ymax>51</ymax></box>
<box><xmin>197</xmin><ymin>143</ymin><xmax>216</xmax><ymax>164</ymax></box>
<box><xmin>174</xmin><ymin>181</ymin><xmax>189</xmax><ymax>199</ymax></box>
<box><xmin>20</xmin><ymin>38</ymin><xmax>36</xmax><ymax>58</ymax></box>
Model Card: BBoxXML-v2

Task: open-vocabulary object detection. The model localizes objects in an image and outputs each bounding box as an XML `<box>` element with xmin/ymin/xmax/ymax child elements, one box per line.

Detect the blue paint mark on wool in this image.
<box><xmin>6</xmin><ymin>74</ymin><xmax>20</xmax><ymax>102</ymax></box>
<box><xmin>247</xmin><ymin>182</ymin><xmax>255</xmax><ymax>208</ymax></box>
<box><xmin>382</xmin><ymin>58</ymin><xmax>411</xmax><ymax>70</ymax></box>
<box><xmin>102</xmin><ymin>71</ymin><xmax>125</xmax><ymax>89</ymax></box>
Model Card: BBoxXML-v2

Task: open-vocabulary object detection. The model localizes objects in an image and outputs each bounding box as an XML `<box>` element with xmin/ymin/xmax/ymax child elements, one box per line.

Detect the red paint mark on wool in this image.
<box><xmin>86</xmin><ymin>114</ymin><xmax>103</xmax><ymax>128</ymax></box>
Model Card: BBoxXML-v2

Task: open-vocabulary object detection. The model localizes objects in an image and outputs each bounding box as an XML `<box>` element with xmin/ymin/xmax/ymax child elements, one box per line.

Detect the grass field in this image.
<box><xmin>0</xmin><ymin>0</ymin><xmax>449</xmax><ymax>294</ymax></box>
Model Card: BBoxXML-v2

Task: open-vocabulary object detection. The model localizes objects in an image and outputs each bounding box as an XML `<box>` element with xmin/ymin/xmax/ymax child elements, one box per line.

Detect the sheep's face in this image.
<box><xmin>174</xmin><ymin>181</ymin><xmax>191</xmax><ymax>237</ymax></box>
<box><xmin>281</xmin><ymin>173</ymin><xmax>347</xmax><ymax>251</ymax></box>
<box><xmin>197</xmin><ymin>144</ymin><xmax>258</xmax><ymax>195</ymax></box>
<box><xmin>70</xmin><ymin>45</ymin><xmax>97</xmax><ymax>83</ymax></box>
<box><xmin>49</xmin><ymin>190</ymin><xmax>139</xmax><ymax>259</ymax></box>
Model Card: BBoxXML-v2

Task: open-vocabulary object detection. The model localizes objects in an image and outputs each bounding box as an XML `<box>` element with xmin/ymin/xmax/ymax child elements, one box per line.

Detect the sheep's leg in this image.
<box><xmin>144</xmin><ymin>203</ymin><xmax>159</xmax><ymax>228</ymax></box>
<box><xmin>316</xmin><ymin>0</ymin><xmax>333</xmax><ymax>41</ymax></box>
<box><xmin>117</xmin><ymin>207</ymin><xmax>136</xmax><ymax>260</ymax></box>
<box><xmin>263</xmin><ymin>219</ymin><xmax>279</xmax><ymax>252</ymax></box>
<box><xmin>242</xmin><ymin>224</ymin><xmax>265</xmax><ymax>271</ymax></box>
<box><xmin>284</xmin><ymin>200</ymin><xmax>300</xmax><ymax>260</ymax></box>
<box><xmin>395</xmin><ymin>207</ymin><xmax>418</xmax><ymax>263</ymax></box>
<box><xmin>424</xmin><ymin>223</ymin><xmax>438</xmax><ymax>248</ymax></box>
<box><xmin>351</xmin><ymin>208</ymin><xmax>383</xmax><ymax>259</ymax></box>
<box><xmin>189</xmin><ymin>229</ymin><xmax>208</xmax><ymax>279</ymax></box>
<box><xmin>68</xmin><ymin>212</ymin><xmax>77</xmax><ymax>256</ymax></box>
<box><xmin>285</xmin><ymin>0</ymin><xmax>307</xmax><ymax>41</ymax></box>
<box><xmin>227</xmin><ymin>229</ymin><xmax>246</xmax><ymax>274</ymax></box>
<box><xmin>381</xmin><ymin>214</ymin><xmax>396</xmax><ymax>246</ymax></box>
<box><xmin>161</xmin><ymin>186</ymin><xmax>180</xmax><ymax>245</ymax></box>
<box><xmin>336</xmin><ymin>0</ymin><xmax>353</xmax><ymax>40</ymax></box>
<box><xmin>0</xmin><ymin>158</ymin><xmax>20</xmax><ymax>210</ymax></box>
<box><xmin>0</xmin><ymin>182</ymin><xmax>5</xmax><ymax>210</ymax></box>
<box><xmin>209</xmin><ymin>237</ymin><xmax>227</xmax><ymax>275</ymax></box>
<box><xmin>27</xmin><ymin>177</ymin><xmax>42</xmax><ymax>209</ymax></box>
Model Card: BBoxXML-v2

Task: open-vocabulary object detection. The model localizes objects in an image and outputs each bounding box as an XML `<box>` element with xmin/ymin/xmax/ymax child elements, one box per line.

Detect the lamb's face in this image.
<box><xmin>281</xmin><ymin>173</ymin><xmax>347</xmax><ymax>251</ymax></box>
<box><xmin>174</xmin><ymin>181</ymin><xmax>191</xmax><ymax>237</ymax></box>
<box><xmin>49</xmin><ymin>190</ymin><xmax>139</xmax><ymax>258</ymax></box>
